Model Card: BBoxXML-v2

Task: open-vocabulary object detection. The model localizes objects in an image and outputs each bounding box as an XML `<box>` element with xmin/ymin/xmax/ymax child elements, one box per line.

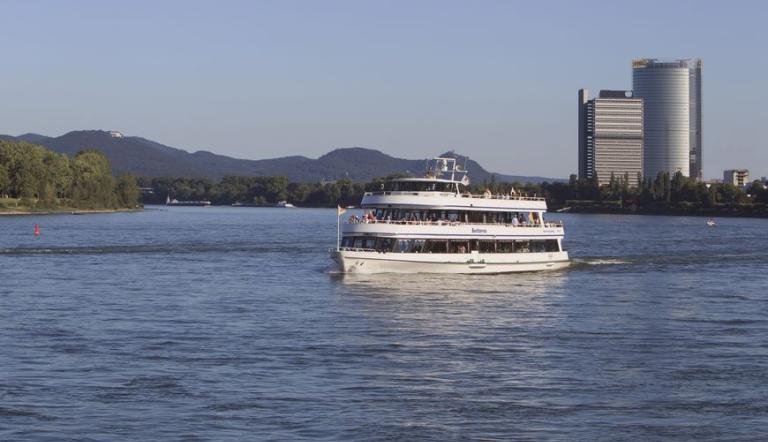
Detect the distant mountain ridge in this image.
<box><xmin>0</xmin><ymin>130</ymin><xmax>563</xmax><ymax>183</ymax></box>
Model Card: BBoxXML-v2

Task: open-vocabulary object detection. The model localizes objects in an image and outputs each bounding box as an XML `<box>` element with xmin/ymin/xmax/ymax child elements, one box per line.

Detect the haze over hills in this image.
<box><xmin>0</xmin><ymin>130</ymin><xmax>563</xmax><ymax>183</ymax></box>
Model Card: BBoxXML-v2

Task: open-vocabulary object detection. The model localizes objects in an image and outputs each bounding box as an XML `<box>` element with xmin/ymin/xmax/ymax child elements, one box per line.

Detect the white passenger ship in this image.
<box><xmin>331</xmin><ymin>157</ymin><xmax>570</xmax><ymax>274</ymax></box>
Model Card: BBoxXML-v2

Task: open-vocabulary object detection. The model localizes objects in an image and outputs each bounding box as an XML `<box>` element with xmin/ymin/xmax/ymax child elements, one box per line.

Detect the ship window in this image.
<box><xmin>425</xmin><ymin>240</ymin><xmax>448</xmax><ymax>253</ymax></box>
<box><xmin>497</xmin><ymin>241</ymin><xmax>514</xmax><ymax>253</ymax></box>
<box><xmin>341</xmin><ymin>236</ymin><xmax>354</xmax><ymax>248</ymax></box>
<box><xmin>376</xmin><ymin>238</ymin><xmax>394</xmax><ymax>252</ymax></box>
<box><xmin>545</xmin><ymin>240</ymin><xmax>560</xmax><ymax>252</ymax></box>
<box><xmin>468</xmin><ymin>212</ymin><xmax>483</xmax><ymax>223</ymax></box>
<box><xmin>478</xmin><ymin>240</ymin><xmax>496</xmax><ymax>253</ymax></box>
<box><xmin>393</xmin><ymin>239</ymin><xmax>426</xmax><ymax>253</ymax></box>
<box><xmin>353</xmin><ymin>238</ymin><xmax>376</xmax><ymax>249</ymax></box>
<box><xmin>514</xmin><ymin>241</ymin><xmax>530</xmax><ymax>253</ymax></box>
<box><xmin>449</xmin><ymin>241</ymin><xmax>470</xmax><ymax>253</ymax></box>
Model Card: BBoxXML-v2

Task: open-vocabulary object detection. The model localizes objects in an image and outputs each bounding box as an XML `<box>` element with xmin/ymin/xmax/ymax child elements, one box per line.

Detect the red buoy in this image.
<box><xmin>34</xmin><ymin>224</ymin><xmax>40</xmax><ymax>236</ymax></box>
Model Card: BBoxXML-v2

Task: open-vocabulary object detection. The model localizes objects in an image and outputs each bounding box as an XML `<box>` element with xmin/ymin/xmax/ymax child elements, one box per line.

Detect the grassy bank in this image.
<box><xmin>0</xmin><ymin>197</ymin><xmax>142</xmax><ymax>216</ymax></box>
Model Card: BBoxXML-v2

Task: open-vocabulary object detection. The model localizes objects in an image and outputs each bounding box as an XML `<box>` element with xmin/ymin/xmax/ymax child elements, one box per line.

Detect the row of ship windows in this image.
<box><xmin>366</xmin><ymin>209</ymin><xmax>541</xmax><ymax>224</ymax></box>
<box><xmin>384</xmin><ymin>181</ymin><xmax>459</xmax><ymax>192</ymax></box>
<box><xmin>341</xmin><ymin>237</ymin><xmax>561</xmax><ymax>253</ymax></box>
<box><xmin>593</xmin><ymin>126</ymin><xmax>643</xmax><ymax>131</ymax></box>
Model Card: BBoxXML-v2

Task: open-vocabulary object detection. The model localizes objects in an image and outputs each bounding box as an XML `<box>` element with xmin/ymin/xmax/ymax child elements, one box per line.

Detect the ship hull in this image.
<box><xmin>331</xmin><ymin>250</ymin><xmax>570</xmax><ymax>274</ymax></box>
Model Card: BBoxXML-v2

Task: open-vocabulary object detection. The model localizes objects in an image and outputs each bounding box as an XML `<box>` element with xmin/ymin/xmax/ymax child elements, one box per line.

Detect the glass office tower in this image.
<box><xmin>632</xmin><ymin>59</ymin><xmax>702</xmax><ymax>180</ymax></box>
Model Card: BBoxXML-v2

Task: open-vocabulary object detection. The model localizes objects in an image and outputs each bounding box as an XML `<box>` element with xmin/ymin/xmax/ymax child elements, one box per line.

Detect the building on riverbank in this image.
<box><xmin>632</xmin><ymin>58</ymin><xmax>703</xmax><ymax>180</ymax></box>
<box><xmin>578</xmin><ymin>89</ymin><xmax>644</xmax><ymax>186</ymax></box>
<box><xmin>724</xmin><ymin>169</ymin><xmax>749</xmax><ymax>187</ymax></box>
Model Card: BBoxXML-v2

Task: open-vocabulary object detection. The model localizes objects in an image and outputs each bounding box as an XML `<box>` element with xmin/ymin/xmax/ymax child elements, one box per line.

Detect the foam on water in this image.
<box><xmin>575</xmin><ymin>258</ymin><xmax>632</xmax><ymax>266</ymax></box>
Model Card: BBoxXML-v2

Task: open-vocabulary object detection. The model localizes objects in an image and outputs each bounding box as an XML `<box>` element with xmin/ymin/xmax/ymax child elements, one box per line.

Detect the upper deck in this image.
<box><xmin>362</xmin><ymin>157</ymin><xmax>548</xmax><ymax>212</ymax></box>
<box><xmin>361</xmin><ymin>191</ymin><xmax>548</xmax><ymax>212</ymax></box>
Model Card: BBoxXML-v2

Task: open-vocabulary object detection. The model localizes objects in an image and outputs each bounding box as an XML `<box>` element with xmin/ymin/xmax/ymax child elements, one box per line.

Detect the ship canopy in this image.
<box><xmin>385</xmin><ymin>157</ymin><xmax>470</xmax><ymax>193</ymax></box>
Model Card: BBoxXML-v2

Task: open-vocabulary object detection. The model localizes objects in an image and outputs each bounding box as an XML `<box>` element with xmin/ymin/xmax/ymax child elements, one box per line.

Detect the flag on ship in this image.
<box><xmin>337</xmin><ymin>205</ymin><xmax>346</xmax><ymax>216</ymax></box>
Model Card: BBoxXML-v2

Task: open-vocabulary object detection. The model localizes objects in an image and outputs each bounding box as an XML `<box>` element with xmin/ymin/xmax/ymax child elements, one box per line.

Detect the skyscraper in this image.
<box><xmin>578</xmin><ymin>89</ymin><xmax>644</xmax><ymax>186</ymax></box>
<box><xmin>632</xmin><ymin>58</ymin><xmax>702</xmax><ymax>180</ymax></box>
<box><xmin>688</xmin><ymin>59</ymin><xmax>703</xmax><ymax>180</ymax></box>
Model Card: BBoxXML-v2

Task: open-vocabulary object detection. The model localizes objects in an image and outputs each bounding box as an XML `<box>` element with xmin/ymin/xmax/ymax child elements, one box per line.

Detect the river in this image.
<box><xmin>1</xmin><ymin>207</ymin><xmax>767</xmax><ymax>440</ymax></box>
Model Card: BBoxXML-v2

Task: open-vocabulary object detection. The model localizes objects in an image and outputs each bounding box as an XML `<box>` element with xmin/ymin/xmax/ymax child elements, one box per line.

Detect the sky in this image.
<box><xmin>1</xmin><ymin>0</ymin><xmax>766</xmax><ymax>179</ymax></box>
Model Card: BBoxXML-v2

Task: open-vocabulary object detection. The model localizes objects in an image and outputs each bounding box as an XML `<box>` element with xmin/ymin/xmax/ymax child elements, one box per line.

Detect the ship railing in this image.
<box><xmin>363</xmin><ymin>191</ymin><xmax>545</xmax><ymax>201</ymax></box>
<box><xmin>364</xmin><ymin>191</ymin><xmax>458</xmax><ymax>197</ymax></box>
<box><xmin>345</xmin><ymin>219</ymin><xmax>563</xmax><ymax>228</ymax></box>
<box><xmin>338</xmin><ymin>247</ymin><xmax>378</xmax><ymax>252</ymax></box>
<box><xmin>461</xmin><ymin>193</ymin><xmax>545</xmax><ymax>201</ymax></box>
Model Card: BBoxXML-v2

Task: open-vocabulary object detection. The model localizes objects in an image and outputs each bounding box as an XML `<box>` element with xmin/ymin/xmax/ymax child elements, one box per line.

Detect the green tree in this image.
<box><xmin>0</xmin><ymin>163</ymin><xmax>9</xmax><ymax>197</ymax></box>
<box><xmin>71</xmin><ymin>150</ymin><xmax>117</xmax><ymax>208</ymax></box>
<box><xmin>115</xmin><ymin>174</ymin><xmax>140</xmax><ymax>207</ymax></box>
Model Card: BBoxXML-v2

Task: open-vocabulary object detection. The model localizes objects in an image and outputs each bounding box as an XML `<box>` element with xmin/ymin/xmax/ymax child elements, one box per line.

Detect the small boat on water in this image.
<box><xmin>231</xmin><ymin>201</ymin><xmax>296</xmax><ymax>207</ymax></box>
<box><xmin>706</xmin><ymin>218</ymin><xmax>717</xmax><ymax>227</ymax></box>
<box><xmin>166</xmin><ymin>196</ymin><xmax>212</xmax><ymax>207</ymax></box>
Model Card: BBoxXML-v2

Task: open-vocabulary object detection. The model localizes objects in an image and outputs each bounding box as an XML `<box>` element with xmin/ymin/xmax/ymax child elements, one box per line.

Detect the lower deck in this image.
<box><xmin>340</xmin><ymin>236</ymin><xmax>564</xmax><ymax>254</ymax></box>
<box><xmin>331</xmin><ymin>249</ymin><xmax>570</xmax><ymax>274</ymax></box>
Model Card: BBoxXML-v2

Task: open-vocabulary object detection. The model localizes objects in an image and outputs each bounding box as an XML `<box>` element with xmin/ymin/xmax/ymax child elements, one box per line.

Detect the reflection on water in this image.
<box><xmin>336</xmin><ymin>271</ymin><xmax>567</xmax><ymax>299</ymax></box>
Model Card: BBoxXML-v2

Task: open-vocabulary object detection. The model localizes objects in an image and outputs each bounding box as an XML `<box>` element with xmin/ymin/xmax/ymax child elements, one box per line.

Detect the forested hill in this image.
<box><xmin>0</xmin><ymin>130</ymin><xmax>562</xmax><ymax>183</ymax></box>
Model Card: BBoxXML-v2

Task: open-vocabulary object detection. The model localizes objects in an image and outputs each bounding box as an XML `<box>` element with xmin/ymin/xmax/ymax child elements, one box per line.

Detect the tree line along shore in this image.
<box><xmin>140</xmin><ymin>171</ymin><xmax>768</xmax><ymax>218</ymax></box>
<box><xmin>3</xmin><ymin>139</ymin><xmax>767</xmax><ymax>218</ymax></box>
<box><xmin>0</xmin><ymin>140</ymin><xmax>139</xmax><ymax>214</ymax></box>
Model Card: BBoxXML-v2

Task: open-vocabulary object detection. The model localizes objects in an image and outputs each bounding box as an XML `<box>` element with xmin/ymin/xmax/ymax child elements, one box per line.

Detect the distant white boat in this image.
<box><xmin>276</xmin><ymin>201</ymin><xmax>295</xmax><ymax>208</ymax></box>
<box><xmin>706</xmin><ymin>218</ymin><xmax>717</xmax><ymax>227</ymax></box>
<box><xmin>166</xmin><ymin>195</ymin><xmax>212</xmax><ymax>207</ymax></box>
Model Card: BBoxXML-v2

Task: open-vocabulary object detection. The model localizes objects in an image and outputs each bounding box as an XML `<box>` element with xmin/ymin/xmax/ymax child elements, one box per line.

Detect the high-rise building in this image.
<box><xmin>578</xmin><ymin>89</ymin><xmax>643</xmax><ymax>186</ymax></box>
<box><xmin>632</xmin><ymin>58</ymin><xmax>702</xmax><ymax>180</ymax></box>
<box><xmin>724</xmin><ymin>169</ymin><xmax>749</xmax><ymax>187</ymax></box>
<box><xmin>688</xmin><ymin>60</ymin><xmax>703</xmax><ymax>180</ymax></box>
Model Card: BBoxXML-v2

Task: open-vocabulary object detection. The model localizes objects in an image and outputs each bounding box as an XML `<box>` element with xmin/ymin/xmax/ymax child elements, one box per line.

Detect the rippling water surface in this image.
<box><xmin>1</xmin><ymin>207</ymin><xmax>767</xmax><ymax>440</ymax></box>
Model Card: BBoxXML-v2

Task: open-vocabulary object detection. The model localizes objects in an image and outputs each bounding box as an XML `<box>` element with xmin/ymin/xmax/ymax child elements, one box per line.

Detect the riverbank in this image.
<box><xmin>0</xmin><ymin>207</ymin><xmax>143</xmax><ymax>216</ymax></box>
<box><xmin>550</xmin><ymin>202</ymin><xmax>768</xmax><ymax>219</ymax></box>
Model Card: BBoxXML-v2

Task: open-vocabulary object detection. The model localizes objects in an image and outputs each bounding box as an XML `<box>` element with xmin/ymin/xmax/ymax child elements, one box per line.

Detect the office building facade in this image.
<box><xmin>724</xmin><ymin>169</ymin><xmax>749</xmax><ymax>187</ymax></box>
<box><xmin>632</xmin><ymin>58</ymin><xmax>702</xmax><ymax>180</ymax></box>
<box><xmin>688</xmin><ymin>60</ymin><xmax>703</xmax><ymax>179</ymax></box>
<box><xmin>578</xmin><ymin>89</ymin><xmax>643</xmax><ymax>186</ymax></box>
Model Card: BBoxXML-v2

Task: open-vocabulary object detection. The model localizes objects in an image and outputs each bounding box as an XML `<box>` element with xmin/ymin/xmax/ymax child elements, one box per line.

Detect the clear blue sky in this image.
<box><xmin>1</xmin><ymin>0</ymin><xmax>766</xmax><ymax>179</ymax></box>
